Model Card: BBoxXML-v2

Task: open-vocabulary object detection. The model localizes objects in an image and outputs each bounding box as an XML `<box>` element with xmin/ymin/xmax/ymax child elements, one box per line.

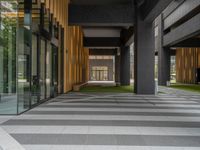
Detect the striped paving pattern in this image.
<box><xmin>1</xmin><ymin>92</ymin><xmax>200</xmax><ymax>150</ymax></box>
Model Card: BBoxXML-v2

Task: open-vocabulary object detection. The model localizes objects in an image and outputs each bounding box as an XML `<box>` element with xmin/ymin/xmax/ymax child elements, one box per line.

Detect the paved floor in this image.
<box><xmin>159</xmin><ymin>86</ymin><xmax>200</xmax><ymax>96</ymax></box>
<box><xmin>1</xmin><ymin>89</ymin><xmax>200</xmax><ymax>150</ymax></box>
<box><xmin>0</xmin><ymin>127</ymin><xmax>25</xmax><ymax>150</ymax></box>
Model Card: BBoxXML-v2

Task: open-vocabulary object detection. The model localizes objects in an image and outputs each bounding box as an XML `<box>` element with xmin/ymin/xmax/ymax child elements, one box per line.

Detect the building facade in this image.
<box><xmin>0</xmin><ymin>0</ymin><xmax>89</xmax><ymax>115</ymax></box>
<box><xmin>156</xmin><ymin>0</ymin><xmax>200</xmax><ymax>86</ymax></box>
<box><xmin>1</xmin><ymin>0</ymin><xmax>200</xmax><ymax>115</ymax></box>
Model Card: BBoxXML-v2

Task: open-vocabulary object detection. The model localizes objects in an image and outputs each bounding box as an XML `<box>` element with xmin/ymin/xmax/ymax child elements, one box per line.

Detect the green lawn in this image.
<box><xmin>79</xmin><ymin>85</ymin><xmax>134</xmax><ymax>93</ymax></box>
<box><xmin>170</xmin><ymin>84</ymin><xmax>200</xmax><ymax>93</ymax></box>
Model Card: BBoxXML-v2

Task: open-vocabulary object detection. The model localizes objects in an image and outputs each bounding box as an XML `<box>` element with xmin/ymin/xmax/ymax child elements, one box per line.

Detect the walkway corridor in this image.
<box><xmin>1</xmin><ymin>92</ymin><xmax>200</xmax><ymax>150</ymax></box>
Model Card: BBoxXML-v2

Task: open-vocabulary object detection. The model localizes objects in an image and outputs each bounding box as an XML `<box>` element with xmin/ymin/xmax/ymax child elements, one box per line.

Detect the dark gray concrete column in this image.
<box><xmin>157</xmin><ymin>15</ymin><xmax>171</xmax><ymax>86</ymax></box>
<box><xmin>120</xmin><ymin>46</ymin><xmax>130</xmax><ymax>86</ymax></box>
<box><xmin>134</xmin><ymin>5</ymin><xmax>155</xmax><ymax>94</ymax></box>
<box><xmin>115</xmin><ymin>49</ymin><xmax>121</xmax><ymax>86</ymax></box>
<box><xmin>158</xmin><ymin>47</ymin><xmax>171</xmax><ymax>85</ymax></box>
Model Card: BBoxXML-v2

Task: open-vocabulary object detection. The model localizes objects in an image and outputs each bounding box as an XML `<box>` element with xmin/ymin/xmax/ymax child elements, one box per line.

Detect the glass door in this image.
<box><xmin>17</xmin><ymin>28</ymin><xmax>31</xmax><ymax>113</ymax></box>
<box><xmin>96</xmin><ymin>71</ymin><xmax>100</xmax><ymax>81</ymax></box>
<box><xmin>51</xmin><ymin>45</ymin><xmax>58</xmax><ymax>98</ymax></box>
<box><xmin>31</xmin><ymin>34</ymin><xmax>39</xmax><ymax>105</ymax></box>
<box><xmin>46</xmin><ymin>42</ymin><xmax>51</xmax><ymax>98</ymax></box>
<box><xmin>103</xmin><ymin>70</ymin><xmax>108</xmax><ymax>81</ymax></box>
<box><xmin>92</xmin><ymin>67</ymin><xmax>108</xmax><ymax>81</ymax></box>
<box><xmin>40</xmin><ymin>39</ymin><xmax>46</xmax><ymax>101</ymax></box>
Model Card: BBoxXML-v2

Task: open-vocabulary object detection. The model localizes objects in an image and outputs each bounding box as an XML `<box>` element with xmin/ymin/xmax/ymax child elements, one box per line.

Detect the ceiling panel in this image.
<box><xmin>70</xmin><ymin>0</ymin><xmax>131</xmax><ymax>5</ymax></box>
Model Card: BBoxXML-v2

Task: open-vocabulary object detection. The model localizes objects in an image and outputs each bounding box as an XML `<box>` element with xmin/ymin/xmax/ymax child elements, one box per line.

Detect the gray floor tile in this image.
<box><xmin>3</xmin><ymin>119</ymin><xmax>200</xmax><ymax>128</ymax></box>
<box><xmin>142</xmin><ymin>135</ymin><xmax>200</xmax><ymax>147</ymax></box>
<box><xmin>40</xmin><ymin>104</ymin><xmax>200</xmax><ymax>110</ymax></box>
<box><xmin>10</xmin><ymin>134</ymin><xmax>200</xmax><ymax>147</ymax></box>
<box><xmin>11</xmin><ymin>134</ymin><xmax>87</xmax><ymax>145</ymax></box>
<box><xmin>116</xmin><ymin>135</ymin><xmax>146</xmax><ymax>146</ymax></box>
<box><xmin>24</xmin><ymin>110</ymin><xmax>200</xmax><ymax>117</ymax></box>
<box><xmin>2</xmin><ymin>91</ymin><xmax>200</xmax><ymax>149</ymax></box>
<box><xmin>87</xmin><ymin>134</ymin><xmax>117</xmax><ymax>145</ymax></box>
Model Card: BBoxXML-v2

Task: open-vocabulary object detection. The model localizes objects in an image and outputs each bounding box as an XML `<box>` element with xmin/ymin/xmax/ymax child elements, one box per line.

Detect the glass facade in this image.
<box><xmin>0</xmin><ymin>0</ymin><xmax>17</xmax><ymax>114</ymax></box>
<box><xmin>0</xmin><ymin>0</ymin><xmax>60</xmax><ymax>115</ymax></box>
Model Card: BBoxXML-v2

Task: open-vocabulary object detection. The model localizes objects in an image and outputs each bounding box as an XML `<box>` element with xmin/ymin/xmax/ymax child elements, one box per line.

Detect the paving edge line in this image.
<box><xmin>0</xmin><ymin>127</ymin><xmax>25</xmax><ymax>150</ymax></box>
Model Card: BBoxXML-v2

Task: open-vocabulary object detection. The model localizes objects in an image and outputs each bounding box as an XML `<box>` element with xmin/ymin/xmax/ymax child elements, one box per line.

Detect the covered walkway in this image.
<box><xmin>1</xmin><ymin>90</ymin><xmax>200</xmax><ymax>150</ymax></box>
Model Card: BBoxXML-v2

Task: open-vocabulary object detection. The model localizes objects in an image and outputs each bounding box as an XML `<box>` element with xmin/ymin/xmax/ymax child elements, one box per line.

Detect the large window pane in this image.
<box><xmin>31</xmin><ymin>34</ymin><xmax>39</xmax><ymax>105</ymax></box>
<box><xmin>17</xmin><ymin>1</ymin><xmax>32</xmax><ymax>114</ymax></box>
<box><xmin>46</xmin><ymin>42</ymin><xmax>51</xmax><ymax>98</ymax></box>
<box><xmin>0</xmin><ymin>0</ymin><xmax>17</xmax><ymax>114</ymax></box>
<box><xmin>17</xmin><ymin>28</ymin><xmax>31</xmax><ymax>113</ymax></box>
<box><xmin>30</xmin><ymin>1</ymin><xmax>40</xmax><ymax>106</ymax></box>
<box><xmin>51</xmin><ymin>45</ymin><xmax>58</xmax><ymax>97</ymax></box>
<box><xmin>40</xmin><ymin>39</ymin><xmax>46</xmax><ymax>101</ymax></box>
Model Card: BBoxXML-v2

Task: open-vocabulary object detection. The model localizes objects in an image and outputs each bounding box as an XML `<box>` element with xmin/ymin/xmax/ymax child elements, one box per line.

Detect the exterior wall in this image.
<box><xmin>155</xmin><ymin>0</ymin><xmax>200</xmax><ymax>85</ymax></box>
<box><xmin>176</xmin><ymin>48</ymin><xmax>200</xmax><ymax>84</ymax></box>
<box><xmin>162</xmin><ymin>0</ymin><xmax>200</xmax><ymax>47</ymax></box>
<box><xmin>89</xmin><ymin>59</ymin><xmax>114</xmax><ymax>81</ymax></box>
<box><xmin>0</xmin><ymin>0</ymin><xmax>89</xmax><ymax>115</ymax></box>
<box><xmin>44</xmin><ymin>0</ymin><xmax>89</xmax><ymax>93</ymax></box>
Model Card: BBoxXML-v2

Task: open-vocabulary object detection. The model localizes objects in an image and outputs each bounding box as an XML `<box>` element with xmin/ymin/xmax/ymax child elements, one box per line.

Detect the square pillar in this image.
<box><xmin>115</xmin><ymin>50</ymin><xmax>121</xmax><ymax>86</ymax></box>
<box><xmin>157</xmin><ymin>15</ymin><xmax>171</xmax><ymax>86</ymax></box>
<box><xmin>158</xmin><ymin>47</ymin><xmax>171</xmax><ymax>86</ymax></box>
<box><xmin>134</xmin><ymin>6</ymin><xmax>155</xmax><ymax>94</ymax></box>
<box><xmin>120</xmin><ymin>46</ymin><xmax>130</xmax><ymax>86</ymax></box>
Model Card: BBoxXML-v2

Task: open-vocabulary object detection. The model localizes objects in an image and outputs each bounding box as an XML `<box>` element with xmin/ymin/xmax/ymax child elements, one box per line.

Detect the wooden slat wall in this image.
<box><xmin>44</xmin><ymin>0</ymin><xmax>89</xmax><ymax>92</ymax></box>
<box><xmin>176</xmin><ymin>48</ymin><xmax>200</xmax><ymax>84</ymax></box>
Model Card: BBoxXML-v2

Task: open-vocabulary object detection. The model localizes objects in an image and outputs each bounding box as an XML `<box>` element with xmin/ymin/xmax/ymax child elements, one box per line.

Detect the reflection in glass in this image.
<box><xmin>46</xmin><ymin>42</ymin><xmax>51</xmax><ymax>98</ymax></box>
<box><xmin>17</xmin><ymin>26</ymin><xmax>31</xmax><ymax>114</ymax></box>
<box><xmin>0</xmin><ymin>0</ymin><xmax>59</xmax><ymax>114</ymax></box>
<box><xmin>40</xmin><ymin>39</ymin><xmax>46</xmax><ymax>101</ymax></box>
<box><xmin>51</xmin><ymin>45</ymin><xmax>58</xmax><ymax>97</ymax></box>
<box><xmin>0</xmin><ymin>0</ymin><xmax>17</xmax><ymax>114</ymax></box>
<box><xmin>31</xmin><ymin>35</ymin><xmax>39</xmax><ymax>105</ymax></box>
<box><xmin>42</xmin><ymin>4</ymin><xmax>50</xmax><ymax>32</ymax></box>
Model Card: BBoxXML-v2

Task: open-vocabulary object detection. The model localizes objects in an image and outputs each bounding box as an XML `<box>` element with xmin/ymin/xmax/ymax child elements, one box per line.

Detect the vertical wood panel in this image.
<box><xmin>44</xmin><ymin>0</ymin><xmax>89</xmax><ymax>92</ymax></box>
<box><xmin>176</xmin><ymin>48</ymin><xmax>200</xmax><ymax>84</ymax></box>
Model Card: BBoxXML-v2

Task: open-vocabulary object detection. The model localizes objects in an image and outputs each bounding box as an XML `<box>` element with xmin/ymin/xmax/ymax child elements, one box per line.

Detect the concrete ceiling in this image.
<box><xmin>69</xmin><ymin>0</ymin><xmax>174</xmax><ymax>49</ymax></box>
<box><xmin>70</xmin><ymin>0</ymin><xmax>134</xmax><ymax>49</ymax></box>
<box><xmin>70</xmin><ymin>0</ymin><xmax>131</xmax><ymax>5</ymax></box>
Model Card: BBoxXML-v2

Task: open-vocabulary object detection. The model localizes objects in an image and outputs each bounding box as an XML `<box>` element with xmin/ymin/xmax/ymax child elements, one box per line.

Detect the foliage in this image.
<box><xmin>0</xmin><ymin>15</ymin><xmax>17</xmax><ymax>93</ymax></box>
<box><xmin>170</xmin><ymin>84</ymin><xmax>200</xmax><ymax>93</ymax></box>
